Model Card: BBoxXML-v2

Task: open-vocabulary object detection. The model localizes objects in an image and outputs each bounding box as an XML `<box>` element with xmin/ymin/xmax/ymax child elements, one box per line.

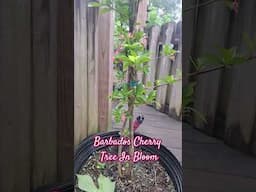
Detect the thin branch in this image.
<box><xmin>188</xmin><ymin>55</ymin><xmax>256</xmax><ymax>77</ymax></box>
<box><xmin>146</xmin><ymin>54</ymin><xmax>256</xmax><ymax>89</ymax></box>
<box><xmin>117</xmin><ymin>117</ymin><xmax>127</xmax><ymax>177</ymax></box>
<box><xmin>188</xmin><ymin>65</ymin><xmax>225</xmax><ymax>77</ymax></box>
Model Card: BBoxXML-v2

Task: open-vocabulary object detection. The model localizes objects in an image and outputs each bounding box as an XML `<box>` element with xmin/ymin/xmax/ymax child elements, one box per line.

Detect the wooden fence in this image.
<box><xmin>0</xmin><ymin>0</ymin><xmax>74</xmax><ymax>191</ymax></box>
<box><xmin>145</xmin><ymin>22</ymin><xmax>182</xmax><ymax>119</ymax></box>
<box><xmin>184</xmin><ymin>0</ymin><xmax>256</xmax><ymax>155</ymax></box>
<box><xmin>74</xmin><ymin>0</ymin><xmax>114</xmax><ymax>145</ymax></box>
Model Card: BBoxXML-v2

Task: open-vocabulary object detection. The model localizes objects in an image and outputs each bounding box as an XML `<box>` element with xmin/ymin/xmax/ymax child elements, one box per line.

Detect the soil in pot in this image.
<box><xmin>75</xmin><ymin>146</ymin><xmax>176</xmax><ymax>192</ymax></box>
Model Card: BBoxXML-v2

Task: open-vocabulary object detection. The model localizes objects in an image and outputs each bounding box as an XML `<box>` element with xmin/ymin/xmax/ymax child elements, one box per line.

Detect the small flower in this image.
<box><xmin>233</xmin><ymin>0</ymin><xmax>239</xmax><ymax>14</ymax></box>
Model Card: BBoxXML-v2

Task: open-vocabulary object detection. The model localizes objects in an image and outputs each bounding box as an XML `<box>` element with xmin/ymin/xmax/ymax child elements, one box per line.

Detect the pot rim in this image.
<box><xmin>74</xmin><ymin>131</ymin><xmax>182</xmax><ymax>192</ymax></box>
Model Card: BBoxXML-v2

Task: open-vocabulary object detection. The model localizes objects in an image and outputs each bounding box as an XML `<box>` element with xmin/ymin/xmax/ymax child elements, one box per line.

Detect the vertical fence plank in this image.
<box><xmin>156</xmin><ymin>23</ymin><xmax>175</xmax><ymax>112</ymax></box>
<box><xmin>144</xmin><ymin>25</ymin><xmax>161</xmax><ymax>84</ymax></box>
<box><xmin>31</xmin><ymin>0</ymin><xmax>58</xmax><ymax>188</ymax></box>
<box><xmin>0</xmin><ymin>1</ymin><xmax>32</xmax><ymax>191</ymax></box>
<box><xmin>192</xmin><ymin>1</ymin><xmax>230</xmax><ymax>133</ymax></box>
<box><xmin>168</xmin><ymin>40</ymin><xmax>182</xmax><ymax>118</ymax></box>
<box><xmin>74</xmin><ymin>0</ymin><xmax>88</xmax><ymax>145</ymax></box>
<box><xmin>222</xmin><ymin>1</ymin><xmax>256</xmax><ymax>152</ymax></box>
<box><xmin>57</xmin><ymin>0</ymin><xmax>74</xmax><ymax>181</ymax></box>
<box><xmin>97</xmin><ymin>12</ymin><xmax>114</xmax><ymax>132</ymax></box>
<box><xmin>87</xmin><ymin>7</ymin><xmax>99</xmax><ymax>136</ymax></box>
<box><xmin>136</xmin><ymin>0</ymin><xmax>149</xmax><ymax>82</ymax></box>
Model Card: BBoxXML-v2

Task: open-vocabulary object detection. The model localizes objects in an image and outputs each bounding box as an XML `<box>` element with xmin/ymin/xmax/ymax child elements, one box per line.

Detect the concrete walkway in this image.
<box><xmin>184</xmin><ymin>123</ymin><xmax>256</xmax><ymax>192</ymax></box>
<box><xmin>113</xmin><ymin>105</ymin><xmax>256</xmax><ymax>191</ymax></box>
<box><xmin>113</xmin><ymin>105</ymin><xmax>182</xmax><ymax>162</ymax></box>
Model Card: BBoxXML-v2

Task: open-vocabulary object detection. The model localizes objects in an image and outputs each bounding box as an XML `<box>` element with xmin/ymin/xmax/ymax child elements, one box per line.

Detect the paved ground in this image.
<box><xmin>113</xmin><ymin>105</ymin><xmax>256</xmax><ymax>191</ymax></box>
<box><xmin>113</xmin><ymin>105</ymin><xmax>182</xmax><ymax>162</ymax></box>
<box><xmin>183</xmin><ymin>123</ymin><xmax>256</xmax><ymax>192</ymax></box>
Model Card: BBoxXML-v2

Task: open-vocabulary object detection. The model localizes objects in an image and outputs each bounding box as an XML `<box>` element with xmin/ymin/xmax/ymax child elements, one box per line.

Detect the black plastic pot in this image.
<box><xmin>74</xmin><ymin>131</ymin><xmax>182</xmax><ymax>192</ymax></box>
<box><xmin>34</xmin><ymin>181</ymin><xmax>73</xmax><ymax>192</ymax></box>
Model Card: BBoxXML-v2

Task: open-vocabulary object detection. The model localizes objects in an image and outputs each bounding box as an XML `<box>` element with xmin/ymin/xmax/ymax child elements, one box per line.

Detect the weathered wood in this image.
<box><xmin>169</xmin><ymin>40</ymin><xmax>182</xmax><ymax>119</ymax></box>
<box><xmin>97</xmin><ymin>12</ymin><xmax>114</xmax><ymax>132</ymax></box>
<box><xmin>56</xmin><ymin>0</ymin><xmax>74</xmax><ymax>182</ymax></box>
<box><xmin>144</xmin><ymin>25</ymin><xmax>161</xmax><ymax>84</ymax></box>
<box><xmin>183</xmin><ymin>0</ymin><xmax>197</xmax><ymax>85</ymax></box>
<box><xmin>136</xmin><ymin>0</ymin><xmax>149</xmax><ymax>82</ymax></box>
<box><xmin>156</xmin><ymin>23</ymin><xmax>175</xmax><ymax>112</ymax></box>
<box><xmin>0</xmin><ymin>1</ymin><xmax>32</xmax><ymax>191</ymax></box>
<box><xmin>221</xmin><ymin>0</ymin><xmax>256</xmax><ymax>152</ymax></box>
<box><xmin>74</xmin><ymin>0</ymin><xmax>88</xmax><ymax>145</ymax></box>
<box><xmin>135</xmin><ymin>0</ymin><xmax>149</xmax><ymax>31</ymax></box>
<box><xmin>0</xmin><ymin>0</ymin><xmax>74</xmax><ymax>190</ymax></box>
<box><xmin>74</xmin><ymin>4</ymin><xmax>114</xmax><ymax>144</ymax></box>
<box><xmin>192</xmin><ymin>1</ymin><xmax>230</xmax><ymax>133</ymax></box>
<box><xmin>87</xmin><ymin>7</ymin><xmax>99</xmax><ymax>136</ymax></box>
<box><xmin>186</xmin><ymin>0</ymin><xmax>256</xmax><ymax>155</ymax></box>
<box><xmin>31</xmin><ymin>0</ymin><xmax>58</xmax><ymax>188</ymax></box>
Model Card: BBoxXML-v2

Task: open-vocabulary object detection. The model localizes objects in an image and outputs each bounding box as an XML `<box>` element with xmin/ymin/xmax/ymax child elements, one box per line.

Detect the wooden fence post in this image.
<box><xmin>97</xmin><ymin>11</ymin><xmax>114</xmax><ymax>132</ymax></box>
<box><xmin>156</xmin><ymin>23</ymin><xmax>175</xmax><ymax>112</ymax></box>
<box><xmin>144</xmin><ymin>25</ymin><xmax>161</xmax><ymax>84</ymax></box>
<box><xmin>74</xmin><ymin>0</ymin><xmax>88</xmax><ymax>145</ymax></box>
<box><xmin>136</xmin><ymin>0</ymin><xmax>149</xmax><ymax>82</ymax></box>
<box><xmin>168</xmin><ymin>40</ymin><xmax>182</xmax><ymax>118</ymax></box>
<box><xmin>74</xmin><ymin>2</ymin><xmax>114</xmax><ymax>144</ymax></box>
<box><xmin>87</xmin><ymin>7</ymin><xmax>99</xmax><ymax>137</ymax></box>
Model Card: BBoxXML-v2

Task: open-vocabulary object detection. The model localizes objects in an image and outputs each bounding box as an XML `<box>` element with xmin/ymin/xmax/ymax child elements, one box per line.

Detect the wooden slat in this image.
<box><xmin>135</xmin><ymin>0</ymin><xmax>149</xmax><ymax>31</ymax></box>
<box><xmin>31</xmin><ymin>0</ymin><xmax>58</xmax><ymax>188</ymax></box>
<box><xmin>168</xmin><ymin>40</ymin><xmax>182</xmax><ymax>119</ymax></box>
<box><xmin>74</xmin><ymin>0</ymin><xmax>88</xmax><ymax>145</ymax></box>
<box><xmin>74</xmin><ymin>3</ymin><xmax>114</xmax><ymax>144</ymax></box>
<box><xmin>144</xmin><ymin>25</ymin><xmax>161</xmax><ymax>84</ymax></box>
<box><xmin>97</xmin><ymin>12</ymin><xmax>114</xmax><ymax>132</ymax></box>
<box><xmin>192</xmin><ymin>1</ymin><xmax>230</xmax><ymax>133</ymax></box>
<box><xmin>221</xmin><ymin>1</ymin><xmax>256</xmax><ymax>152</ymax></box>
<box><xmin>156</xmin><ymin>23</ymin><xmax>175</xmax><ymax>112</ymax></box>
<box><xmin>87</xmin><ymin>7</ymin><xmax>99</xmax><ymax>136</ymax></box>
<box><xmin>56</xmin><ymin>0</ymin><xmax>74</xmax><ymax>182</ymax></box>
<box><xmin>136</xmin><ymin>0</ymin><xmax>149</xmax><ymax>82</ymax></box>
<box><xmin>0</xmin><ymin>0</ymin><xmax>32</xmax><ymax>191</ymax></box>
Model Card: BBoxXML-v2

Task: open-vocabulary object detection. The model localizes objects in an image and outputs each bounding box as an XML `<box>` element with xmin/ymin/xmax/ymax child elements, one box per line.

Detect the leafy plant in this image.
<box><xmin>182</xmin><ymin>83</ymin><xmax>207</xmax><ymax>124</ymax></box>
<box><xmin>76</xmin><ymin>174</ymin><xmax>115</xmax><ymax>192</ymax></box>
<box><xmin>147</xmin><ymin>6</ymin><xmax>173</xmax><ymax>27</ymax></box>
<box><xmin>149</xmin><ymin>0</ymin><xmax>181</xmax><ymax>22</ymax></box>
<box><xmin>88</xmin><ymin>0</ymin><xmax>179</xmax><ymax>178</ymax></box>
<box><xmin>184</xmin><ymin>46</ymin><xmax>251</xmax><ymax>124</ymax></box>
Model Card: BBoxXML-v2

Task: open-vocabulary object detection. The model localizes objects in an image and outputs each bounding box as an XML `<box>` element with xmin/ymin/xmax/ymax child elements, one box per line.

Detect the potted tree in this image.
<box><xmin>74</xmin><ymin>1</ymin><xmax>182</xmax><ymax>192</ymax></box>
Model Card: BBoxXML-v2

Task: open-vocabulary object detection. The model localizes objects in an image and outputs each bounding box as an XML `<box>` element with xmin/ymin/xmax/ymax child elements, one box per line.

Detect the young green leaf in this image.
<box><xmin>99</xmin><ymin>7</ymin><xmax>112</xmax><ymax>14</ymax></box>
<box><xmin>76</xmin><ymin>174</ymin><xmax>98</xmax><ymax>192</ymax></box>
<box><xmin>98</xmin><ymin>174</ymin><xmax>116</xmax><ymax>192</ymax></box>
<box><xmin>88</xmin><ymin>1</ymin><xmax>101</xmax><ymax>8</ymax></box>
<box><xmin>162</xmin><ymin>44</ymin><xmax>176</xmax><ymax>56</ymax></box>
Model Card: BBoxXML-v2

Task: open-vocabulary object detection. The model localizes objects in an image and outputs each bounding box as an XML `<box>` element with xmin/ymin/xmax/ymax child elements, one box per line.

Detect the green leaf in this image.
<box><xmin>136</xmin><ymin>54</ymin><xmax>150</xmax><ymax>65</ymax></box>
<box><xmin>146</xmin><ymin>90</ymin><xmax>156</xmax><ymax>103</ymax></box>
<box><xmin>76</xmin><ymin>174</ymin><xmax>98</xmax><ymax>192</ymax></box>
<box><xmin>185</xmin><ymin>107</ymin><xmax>207</xmax><ymax>124</ymax></box>
<box><xmin>182</xmin><ymin>82</ymin><xmax>197</xmax><ymax>108</ymax></box>
<box><xmin>99</xmin><ymin>7</ymin><xmax>112</xmax><ymax>14</ymax></box>
<box><xmin>128</xmin><ymin>55</ymin><xmax>136</xmax><ymax>63</ymax></box>
<box><xmin>146</xmin><ymin>81</ymin><xmax>153</xmax><ymax>88</ymax></box>
<box><xmin>88</xmin><ymin>1</ymin><xmax>101</xmax><ymax>8</ymax></box>
<box><xmin>224</xmin><ymin>0</ymin><xmax>234</xmax><ymax>10</ymax></box>
<box><xmin>162</xmin><ymin>44</ymin><xmax>176</xmax><ymax>56</ymax></box>
<box><xmin>98</xmin><ymin>174</ymin><xmax>115</xmax><ymax>192</ymax></box>
<box><xmin>165</xmin><ymin>75</ymin><xmax>176</xmax><ymax>84</ymax></box>
<box><xmin>96</xmin><ymin>162</ymin><xmax>106</xmax><ymax>169</ymax></box>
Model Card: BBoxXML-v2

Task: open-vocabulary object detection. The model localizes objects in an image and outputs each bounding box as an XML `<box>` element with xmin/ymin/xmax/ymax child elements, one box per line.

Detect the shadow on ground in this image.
<box><xmin>183</xmin><ymin>123</ymin><xmax>256</xmax><ymax>192</ymax></box>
